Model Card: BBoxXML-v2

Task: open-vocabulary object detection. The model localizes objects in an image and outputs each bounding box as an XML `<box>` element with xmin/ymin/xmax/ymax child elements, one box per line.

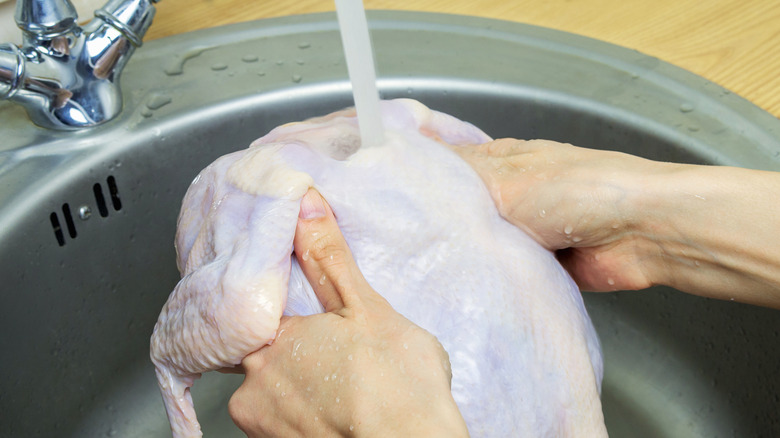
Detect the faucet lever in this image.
<box><xmin>15</xmin><ymin>0</ymin><xmax>79</xmax><ymax>38</ymax></box>
<box><xmin>94</xmin><ymin>0</ymin><xmax>157</xmax><ymax>47</ymax></box>
<box><xmin>1</xmin><ymin>0</ymin><xmax>159</xmax><ymax>130</ymax></box>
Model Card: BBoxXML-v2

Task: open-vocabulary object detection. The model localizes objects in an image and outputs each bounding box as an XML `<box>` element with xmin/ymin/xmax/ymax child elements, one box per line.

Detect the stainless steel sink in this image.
<box><xmin>1</xmin><ymin>11</ymin><xmax>779</xmax><ymax>438</ymax></box>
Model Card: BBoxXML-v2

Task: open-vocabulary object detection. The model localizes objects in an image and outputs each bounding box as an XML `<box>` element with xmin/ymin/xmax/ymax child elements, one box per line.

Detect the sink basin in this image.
<box><xmin>1</xmin><ymin>11</ymin><xmax>779</xmax><ymax>437</ymax></box>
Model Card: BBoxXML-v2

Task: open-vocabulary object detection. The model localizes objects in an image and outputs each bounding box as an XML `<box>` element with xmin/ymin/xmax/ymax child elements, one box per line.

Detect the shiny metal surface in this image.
<box><xmin>0</xmin><ymin>0</ymin><xmax>156</xmax><ymax>129</ymax></box>
<box><xmin>0</xmin><ymin>11</ymin><xmax>779</xmax><ymax>438</ymax></box>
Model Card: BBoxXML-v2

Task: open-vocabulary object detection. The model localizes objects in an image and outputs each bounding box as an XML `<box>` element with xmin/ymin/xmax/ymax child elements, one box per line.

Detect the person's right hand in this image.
<box><xmin>454</xmin><ymin>138</ymin><xmax>780</xmax><ymax>308</ymax></box>
<box><xmin>227</xmin><ymin>189</ymin><xmax>469</xmax><ymax>437</ymax></box>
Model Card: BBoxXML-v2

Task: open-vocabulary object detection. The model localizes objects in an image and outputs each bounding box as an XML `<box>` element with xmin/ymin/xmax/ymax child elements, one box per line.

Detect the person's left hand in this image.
<box><xmin>227</xmin><ymin>189</ymin><xmax>468</xmax><ymax>438</ymax></box>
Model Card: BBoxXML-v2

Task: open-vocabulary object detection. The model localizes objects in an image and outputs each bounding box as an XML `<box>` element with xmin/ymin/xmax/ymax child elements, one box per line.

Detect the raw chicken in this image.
<box><xmin>150</xmin><ymin>99</ymin><xmax>607</xmax><ymax>437</ymax></box>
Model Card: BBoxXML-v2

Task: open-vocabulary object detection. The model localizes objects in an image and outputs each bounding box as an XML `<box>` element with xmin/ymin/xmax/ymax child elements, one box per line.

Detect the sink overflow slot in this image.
<box><xmin>50</xmin><ymin>175</ymin><xmax>123</xmax><ymax>247</ymax></box>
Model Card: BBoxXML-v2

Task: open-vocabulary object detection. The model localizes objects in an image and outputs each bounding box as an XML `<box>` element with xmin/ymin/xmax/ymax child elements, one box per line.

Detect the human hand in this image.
<box><xmin>454</xmin><ymin>138</ymin><xmax>780</xmax><ymax>307</ymax></box>
<box><xmin>452</xmin><ymin>138</ymin><xmax>672</xmax><ymax>292</ymax></box>
<box><xmin>228</xmin><ymin>189</ymin><xmax>469</xmax><ymax>437</ymax></box>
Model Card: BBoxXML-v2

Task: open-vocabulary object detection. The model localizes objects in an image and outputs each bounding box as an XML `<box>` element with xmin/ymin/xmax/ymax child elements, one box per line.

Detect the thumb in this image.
<box><xmin>293</xmin><ymin>188</ymin><xmax>374</xmax><ymax>315</ymax></box>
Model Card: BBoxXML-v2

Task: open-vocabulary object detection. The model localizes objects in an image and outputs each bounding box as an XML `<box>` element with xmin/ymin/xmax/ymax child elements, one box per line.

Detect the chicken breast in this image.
<box><xmin>150</xmin><ymin>98</ymin><xmax>606</xmax><ymax>437</ymax></box>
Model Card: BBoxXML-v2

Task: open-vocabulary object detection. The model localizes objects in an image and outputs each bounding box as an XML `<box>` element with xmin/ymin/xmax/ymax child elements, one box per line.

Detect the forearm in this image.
<box><xmin>635</xmin><ymin>163</ymin><xmax>780</xmax><ymax>307</ymax></box>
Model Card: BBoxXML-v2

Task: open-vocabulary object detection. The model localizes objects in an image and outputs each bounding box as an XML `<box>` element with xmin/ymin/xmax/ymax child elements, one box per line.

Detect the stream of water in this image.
<box><xmin>334</xmin><ymin>0</ymin><xmax>385</xmax><ymax>147</ymax></box>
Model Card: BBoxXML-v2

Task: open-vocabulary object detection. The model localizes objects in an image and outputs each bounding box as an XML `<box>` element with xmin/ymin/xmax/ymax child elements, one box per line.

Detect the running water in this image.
<box><xmin>334</xmin><ymin>0</ymin><xmax>385</xmax><ymax>147</ymax></box>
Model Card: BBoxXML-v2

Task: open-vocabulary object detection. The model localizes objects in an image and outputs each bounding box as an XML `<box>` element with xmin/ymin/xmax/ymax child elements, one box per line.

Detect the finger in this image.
<box><xmin>294</xmin><ymin>189</ymin><xmax>370</xmax><ymax>314</ymax></box>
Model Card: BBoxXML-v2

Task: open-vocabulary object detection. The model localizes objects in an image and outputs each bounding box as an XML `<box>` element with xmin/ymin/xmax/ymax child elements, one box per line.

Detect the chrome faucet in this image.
<box><xmin>0</xmin><ymin>0</ymin><xmax>157</xmax><ymax>130</ymax></box>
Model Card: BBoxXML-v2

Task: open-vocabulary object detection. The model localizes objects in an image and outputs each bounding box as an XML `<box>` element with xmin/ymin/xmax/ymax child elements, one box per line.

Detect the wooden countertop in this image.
<box><xmin>147</xmin><ymin>0</ymin><xmax>780</xmax><ymax>119</ymax></box>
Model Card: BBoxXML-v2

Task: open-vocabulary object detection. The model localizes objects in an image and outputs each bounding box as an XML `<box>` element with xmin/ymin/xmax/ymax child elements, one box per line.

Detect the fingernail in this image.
<box><xmin>299</xmin><ymin>190</ymin><xmax>327</xmax><ymax>219</ymax></box>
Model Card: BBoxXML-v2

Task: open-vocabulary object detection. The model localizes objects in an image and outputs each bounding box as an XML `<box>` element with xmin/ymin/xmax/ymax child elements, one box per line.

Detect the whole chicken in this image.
<box><xmin>150</xmin><ymin>99</ymin><xmax>607</xmax><ymax>437</ymax></box>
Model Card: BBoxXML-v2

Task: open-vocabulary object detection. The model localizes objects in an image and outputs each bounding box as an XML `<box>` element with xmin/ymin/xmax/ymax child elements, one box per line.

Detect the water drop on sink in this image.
<box><xmin>292</xmin><ymin>74</ymin><xmax>302</xmax><ymax>83</ymax></box>
<box><xmin>140</xmin><ymin>108</ymin><xmax>153</xmax><ymax>118</ymax></box>
<box><xmin>164</xmin><ymin>46</ymin><xmax>213</xmax><ymax>75</ymax></box>
<box><xmin>276</xmin><ymin>60</ymin><xmax>285</xmax><ymax>66</ymax></box>
<box><xmin>688</xmin><ymin>125</ymin><xmax>700</xmax><ymax>132</ymax></box>
<box><xmin>679</xmin><ymin>102</ymin><xmax>695</xmax><ymax>113</ymax></box>
<box><xmin>242</xmin><ymin>54</ymin><xmax>259</xmax><ymax>63</ymax></box>
<box><xmin>298</xmin><ymin>41</ymin><xmax>311</xmax><ymax>49</ymax></box>
<box><xmin>211</xmin><ymin>63</ymin><xmax>228</xmax><ymax>71</ymax></box>
<box><xmin>257</xmin><ymin>71</ymin><xmax>266</xmax><ymax>77</ymax></box>
<box><xmin>296</xmin><ymin>59</ymin><xmax>305</xmax><ymax>65</ymax></box>
<box><xmin>146</xmin><ymin>94</ymin><xmax>172</xmax><ymax>110</ymax></box>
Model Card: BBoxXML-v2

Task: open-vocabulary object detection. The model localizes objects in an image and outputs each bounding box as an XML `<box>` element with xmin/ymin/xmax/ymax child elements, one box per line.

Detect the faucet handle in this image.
<box><xmin>94</xmin><ymin>0</ymin><xmax>157</xmax><ymax>47</ymax></box>
<box><xmin>15</xmin><ymin>0</ymin><xmax>79</xmax><ymax>38</ymax></box>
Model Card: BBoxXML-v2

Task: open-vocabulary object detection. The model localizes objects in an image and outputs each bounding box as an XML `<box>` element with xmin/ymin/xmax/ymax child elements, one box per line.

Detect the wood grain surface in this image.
<box><xmin>147</xmin><ymin>0</ymin><xmax>780</xmax><ymax>119</ymax></box>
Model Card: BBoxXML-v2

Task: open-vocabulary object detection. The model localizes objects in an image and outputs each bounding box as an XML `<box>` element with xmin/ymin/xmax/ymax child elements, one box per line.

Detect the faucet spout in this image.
<box><xmin>0</xmin><ymin>0</ymin><xmax>159</xmax><ymax>130</ymax></box>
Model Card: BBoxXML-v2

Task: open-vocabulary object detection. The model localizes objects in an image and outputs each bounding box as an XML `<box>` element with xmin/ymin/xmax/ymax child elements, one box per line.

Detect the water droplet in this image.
<box><xmin>242</xmin><ymin>54</ymin><xmax>259</xmax><ymax>63</ymax></box>
<box><xmin>140</xmin><ymin>108</ymin><xmax>153</xmax><ymax>118</ymax></box>
<box><xmin>564</xmin><ymin>225</ymin><xmax>573</xmax><ymax>235</ymax></box>
<box><xmin>146</xmin><ymin>94</ymin><xmax>172</xmax><ymax>110</ymax></box>
<box><xmin>403</xmin><ymin>343</ymin><xmax>408</xmax><ymax>350</ymax></box>
<box><xmin>257</xmin><ymin>71</ymin><xmax>266</xmax><ymax>77</ymax></box>
<box><xmin>275</xmin><ymin>382</ymin><xmax>280</xmax><ymax>388</ymax></box>
<box><xmin>336</xmin><ymin>397</ymin><xmax>340</xmax><ymax>403</ymax></box>
<box><xmin>298</xmin><ymin>42</ymin><xmax>311</xmax><ymax>49</ymax></box>
<box><xmin>572</xmin><ymin>236</ymin><xmax>582</xmax><ymax>243</ymax></box>
<box><xmin>406</xmin><ymin>87</ymin><xmax>413</xmax><ymax>95</ymax></box>
<box><xmin>631</xmin><ymin>72</ymin><xmax>640</xmax><ymax>79</ymax></box>
<box><xmin>348</xmin><ymin>354</ymin><xmax>353</xmax><ymax>360</ymax></box>
<box><xmin>302</xmin><ymin>249</ymin><xmax>310</xmax><ymax>261</ymax></box>
<box><xmin>292</xmin><ymin>74</ymin><xmax>302</xmax><ymax>83</ymax></box>
<box><xmin>607</xmin><ymin>278</ymin><xmax>615</xmax><ymax>286</ymax></box>
<box><xmin>296</xmin><ymin>59</ymin><xmax>305</xmax><ymax>65</ymax></box>
<box><xmin>163</xmin><ymin>46</ymin><xmax>212</xmax><ymax>75</ymax></box>
<box><xmin>314</xmin><ymin>416</ymin><xmax>319</xmax><ymax>422</ymax></box>
<box><xmin>539</xmin><ymin>209</ymin><xmax>546</xmax><ymax>218</ymax></box>
<box><xmin>276</xmin><ymin>60</ymin><xmax>285</xmax><ymax>66</ymax></box>
<box><xmin>281</xmin><ymin>391</ymin><xmax>286</xmax><ymax>397</ymax></box>
<box><xmin>324</xmin><ymin>375</ymin><xmax>329</xmax><ymax>381</ymax></box>
<box><xmin>319</xmin><ymin>274</ymin><xmax>326</xmax><ymax>285</ymax></box>
<box><xmin>349</xmin><ymin>425</ymin><xmax>354</xmax><ymax>431</ymax></box>
<box><xmin>679</xmin><ymin>102</ymin><xmax>695</xmax><ymax>113</ymax></box>
<box><xmin>688</xmin><ymin>125</ymin><xmax>700</xmax><ymax>132</ymax></box>
<box><xmin>210</xmin><ymin>63</ymin><xmax>228</xmax><ymax>71</ymax></box>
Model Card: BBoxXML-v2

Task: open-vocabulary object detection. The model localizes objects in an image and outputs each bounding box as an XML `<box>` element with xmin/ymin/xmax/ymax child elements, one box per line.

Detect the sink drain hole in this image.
<box><xmin>93</xmin><ymin>183</ymin><xmax>109</xmax><ymax>217</ymax></box>
<box><xmin>107</xmin><ymin>175</ymin><xmax>122</xmax><ymax>211</ymax></box>
<box><xmin>50</xmin><ymin>212</ymin><xmax>65</xmax><ymax>247</ymax></box>
<box><xmin>50</xmin><ymin>176</ymin><xmax>123</xmax><ymax>246</ymax></box>
<box><xmin>93</xmin><ymin>176</ymin><xmax>122</xmax><ymax>217</ymax></box>
<box><xmin>62</xmin><ymin>203</ymin><xmax>77</xmax><ymax>239</ymax></box>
